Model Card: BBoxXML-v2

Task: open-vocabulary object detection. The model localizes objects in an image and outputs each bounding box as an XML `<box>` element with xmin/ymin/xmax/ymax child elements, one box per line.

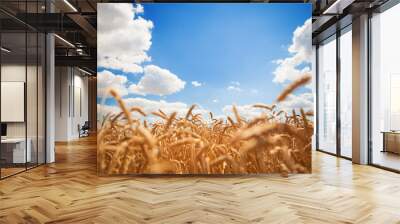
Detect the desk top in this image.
<box><xmin>381</xmin><ymin>131</ymin><xmax>400</xmax><ymax>134</ymax></box>
<box><xmin>1</xmin><ymin>138</ymin><xmax>27</xmax><ymax>143</ymax></box>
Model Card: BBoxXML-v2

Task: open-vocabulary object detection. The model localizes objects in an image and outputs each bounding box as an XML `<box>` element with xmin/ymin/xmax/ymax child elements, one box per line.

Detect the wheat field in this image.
<box><xmin>97</xmin><ymin>75</ymin><xmax>313</xmax><ymax>176</ymax></box>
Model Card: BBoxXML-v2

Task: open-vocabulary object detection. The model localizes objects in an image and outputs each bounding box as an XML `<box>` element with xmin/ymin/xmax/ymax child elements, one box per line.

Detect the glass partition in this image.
<box><xmin>0</xmin><ymin>1</ymin><xmax>46</xmax><ymax>179</ymax></box>
<box><xmin>1</xmin><ymin>30</ymin><xmax>28</xmax><ymax>177</ymax></box>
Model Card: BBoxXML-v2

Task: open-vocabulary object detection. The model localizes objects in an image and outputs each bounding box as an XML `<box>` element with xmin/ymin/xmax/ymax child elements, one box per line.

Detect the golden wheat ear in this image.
<box><xmin>276</xmin><ymin>74</ymin><xmax>311</xmax><ymax>102</ymax></box>
<box><xmin>185</xmin><ymin>104</ymin><xmax>197</xmax><ymax>120</ymax></box>
<box><xmin>98</xmin><ymin>82</ymin><xmax>313</xmax><ymax>175</ymax></box>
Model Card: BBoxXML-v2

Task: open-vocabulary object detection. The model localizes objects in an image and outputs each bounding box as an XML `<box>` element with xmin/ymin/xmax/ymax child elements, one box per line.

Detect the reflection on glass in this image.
<box><xmin>340</xmin><ymin>28</ymin><xmax>352</xmax><ymax>158</ymax></box>
<box><xmin>371</xmin><ymin>3</ymin><xmax>400</xmax><ymax>171</ymax></box>
<box><xmin>390</xmin><ymin>75</ymin><xmax>400</xmax><ymax>130</ymax></box>
<box><xmin>318</xmin><ymin>36</ymin><xmax>337</xmax><ymax>154</ymax></box>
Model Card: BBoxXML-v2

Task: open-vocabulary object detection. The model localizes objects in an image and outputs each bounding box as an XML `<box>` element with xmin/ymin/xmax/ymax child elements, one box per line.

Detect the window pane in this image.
<box><xmin>318</xmin><ymin>36</ymin><xmax>337</xmax><ymax>154</ymax></box>
<box><xmin>340</xmin><ymin>28</ymin><xmax>352</xmax><ymax>158</ymax></box>
<box><xmin>371</xmin><ymin>4</ymin><xmax>400</xmax><ymax>171</ymax></box>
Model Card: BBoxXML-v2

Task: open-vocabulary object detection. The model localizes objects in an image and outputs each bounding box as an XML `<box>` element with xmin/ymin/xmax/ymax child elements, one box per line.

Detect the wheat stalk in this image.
<box><xmin>98</xmin><ymin>76</ymin><xmax>313</xmax><ymax>175</ymax></box>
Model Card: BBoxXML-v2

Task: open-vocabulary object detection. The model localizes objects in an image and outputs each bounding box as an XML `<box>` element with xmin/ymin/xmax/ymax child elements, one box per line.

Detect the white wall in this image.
<box><xmin>71</xmin><ymin>73</ymin><xmax>89</xmax><ymax>138</ymax></box>
<box><xmin>1</xmin><ymin>65</ymin><xmax>41</xmax><ymax>138</ymax></box>
<box><xmin>55</xmin><ymin>67</ymin><xmax>89</xmax><ymax>141</ymax></box>
<box><xmin>55</xmin><ymin>66</ymin><xmax>70</xmax><ymax>141</ymax></box>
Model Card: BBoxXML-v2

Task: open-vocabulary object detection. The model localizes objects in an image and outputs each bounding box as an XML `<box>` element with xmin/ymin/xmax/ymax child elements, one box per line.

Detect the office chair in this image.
<box><xmin>79</xmin><ymin>121</ymin><xmax>90</xmax><ymax>138</ymax></box>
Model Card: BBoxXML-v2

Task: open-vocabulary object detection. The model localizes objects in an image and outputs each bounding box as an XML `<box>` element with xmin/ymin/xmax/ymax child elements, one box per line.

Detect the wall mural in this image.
<box><xmin>97</xmin><ymin>3</ymin><xmax>313</xmax><ymax>175</ymax></box>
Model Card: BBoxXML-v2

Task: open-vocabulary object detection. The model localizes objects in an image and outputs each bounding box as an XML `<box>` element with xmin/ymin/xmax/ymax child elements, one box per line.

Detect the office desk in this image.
<box><xmin>1</xmin><ymin>138</ymin><xmax>31</xmax><ymax>163</ymax></box>
<box><xmin>381</xmin><ymin>131</ymin><xmax>400</xmax><ymax>154</ymax></box>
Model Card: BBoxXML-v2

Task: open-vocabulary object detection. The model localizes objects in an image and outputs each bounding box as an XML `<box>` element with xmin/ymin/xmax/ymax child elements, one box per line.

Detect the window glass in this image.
<box><xmin>340</xmin><ymin>27</ymin><xmax>352</xmax><ymax>158</ymax></box>
<box><xmin>317</xmin><ymin>36</ymin><xmax>337</xmax><ymax>154</ymax></box>
<box><xmin>371</xmin><ymin>3</ymin><xmax>400</xmax><ymax>171</ymax></box>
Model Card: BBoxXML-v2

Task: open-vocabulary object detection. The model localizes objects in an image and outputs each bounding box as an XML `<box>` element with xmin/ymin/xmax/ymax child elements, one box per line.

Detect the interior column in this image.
<box><xmin>352</xmin><ymin>14</ymin><xmax>369</xmax><ymax>164</ymax></box>
<box><xmin>46</xmin><ymin>0</ymin><xmax>55</xmax><ymax>163</ymax></box>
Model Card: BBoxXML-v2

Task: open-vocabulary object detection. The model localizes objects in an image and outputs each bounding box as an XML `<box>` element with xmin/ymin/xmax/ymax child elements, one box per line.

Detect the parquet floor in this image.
<box><xmin>0</xmin><ymin>136</ymin><xmax>400</xmax><ymax>224</ymax></box>
<box><xmin>1</xmin><ymin>167</ymin><xmax>26</xmax><ymax>178</ymax></box>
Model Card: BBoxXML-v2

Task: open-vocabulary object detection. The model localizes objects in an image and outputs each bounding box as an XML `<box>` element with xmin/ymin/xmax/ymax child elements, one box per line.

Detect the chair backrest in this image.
<box><xmin>82</xmin><ymin>121</ymin><xmax>90</xmax><ymax>129</ymax></box>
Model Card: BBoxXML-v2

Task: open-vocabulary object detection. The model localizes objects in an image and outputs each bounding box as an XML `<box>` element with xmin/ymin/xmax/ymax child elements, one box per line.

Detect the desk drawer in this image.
<box><xmin>384</xmin><ymin>133</ymin><xmax>400</xmax><ymax>154</ymax></box>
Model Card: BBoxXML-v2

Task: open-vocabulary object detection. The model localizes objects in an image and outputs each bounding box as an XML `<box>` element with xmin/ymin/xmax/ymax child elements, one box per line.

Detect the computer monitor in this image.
<box><xmin>1</xmin><ymin>123</ymin><xmax>7</xmax><ymax>137</ymax></box>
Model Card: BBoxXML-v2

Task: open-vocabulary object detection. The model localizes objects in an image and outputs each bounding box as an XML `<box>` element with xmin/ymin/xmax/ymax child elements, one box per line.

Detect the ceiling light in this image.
<box><xmin>54</xmin><ymin>34</ymin><xmax>75</xmax><ymax>48</ymax></box>
<box><xmin>76</xmin><ymin>48</ymin><xmax>85</xmax><ymax>55</ymax></box>
<box><xmin>322</xmin><ymin>0</ymin><xmax>354</xmax><ymax>15</ymax></box>
<box><xmin>1</xmin><ymin>47</ymin><xmax>11</xmax><ymax>53</ymax></box>
<box><xmin>78</xmin><ymin>67</ymin><xmax>93</xmax><ymax>76</ymax></box>
<box><xmin>63</xmin><ymin>0</ymin><xmax>78</xmax><ymax>12</ymax></box>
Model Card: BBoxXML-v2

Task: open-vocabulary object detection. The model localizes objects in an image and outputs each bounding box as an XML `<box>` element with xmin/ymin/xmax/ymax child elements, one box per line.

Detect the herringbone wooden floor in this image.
<box><xmin>1</xmin><ymin>136</ymin><xmax>400</xmax><ymax>224</ymax></box>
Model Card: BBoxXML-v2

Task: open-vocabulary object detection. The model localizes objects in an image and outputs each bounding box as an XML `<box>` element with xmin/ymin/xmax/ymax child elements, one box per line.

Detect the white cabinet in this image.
<box><xmin>1</xmin><ymin>138</ymin><xmax>32</xmax><ymax>163</ymax></box>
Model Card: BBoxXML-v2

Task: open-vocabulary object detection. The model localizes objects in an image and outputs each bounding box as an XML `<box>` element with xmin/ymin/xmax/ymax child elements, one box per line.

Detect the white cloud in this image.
<box><xmin>277</xmin><ymin>92</ymin><xmax>314</xmax><ymax>113</ymax></box>
<box><xmin>227</xmin><ymin>86</ymin><xmax>242</xmax><ymax>92</ymax></box>
<box><xmin>97</xmin><ymin>104</ymin><xmax>120</xmax><ymax>118</ymax></box>
<box><xmin>97</xmin><ymin>3</ymin><xmax>153</xmax><ymax>73</ymax></box>
<box><xmin>129</xmin><ymin>65</ymin><xmax>185</xmax><ymax>96</ymax></box>
<box><xmin>123</xmin><ymin>97</ymin><xmax>208</xmax><ymax>120</ymax></box>
<box><xmin>98</xmin><ymin>5</ymin><xmax>186</xmax><ymax>97</ymax></box>
<box><xmin>273</xmin><ymin>18</ymin><xmax>312</xmax><ymax>84</ymax></box>
<box><xmin>97</xmin><ymin>70</ymin><xmax>129</xmax><ymax>98</ymax></box>
<box><xmin>271</xmin><ymin>19</ymin><xmax>314</xmax><ymax>115</ymax></box>
<box><xmin>213</xmin><ymin>99</ymin><xmax>219</xmax><ymax>103</ymax></box>
<box><xmin>191</xmin><ymin>81</ymin><xmax>202</xmax><ymax>87</ymax></box>
<box><xmin>250</xmin><ymin>89</ymin><xmax>259</xmax><ymax>94</ymax></box>
<box><xmin>227</xmin><ymin>81</ymin><xmax>242</xmax><ymax>92</ymax></box>
<box><xmin>135</xmin><ymin>4</ymin><xmax>144</xmax><ymax>13</ymax></box>
<box><xmin>222</xmin><ymin>104</ymin><xmax>266</xmax><ymax>121</ymax></box>
<box><xmin>221</xmin><ymin>92</ymin><xmax>313</xmax><ymax>121</ymax></box>
<box><xmin>98</xmin><ymin>97</ymin><xmax>210</xmax><ymax>124</ymax></box>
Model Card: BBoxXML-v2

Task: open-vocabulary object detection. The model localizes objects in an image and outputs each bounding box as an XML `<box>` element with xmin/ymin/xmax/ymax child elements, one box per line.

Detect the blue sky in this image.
<box><xmin>97</xmin><ymin>3</ymin><xmax>312</xmax><ymax>118</ymax></box>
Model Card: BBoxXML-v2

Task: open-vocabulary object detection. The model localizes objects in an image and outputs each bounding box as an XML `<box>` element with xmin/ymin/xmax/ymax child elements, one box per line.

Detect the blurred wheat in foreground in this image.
<box><xmin>98</xmin><ymin>75</ymin><xmax>313</xmax><ymax>176</ymax></box>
